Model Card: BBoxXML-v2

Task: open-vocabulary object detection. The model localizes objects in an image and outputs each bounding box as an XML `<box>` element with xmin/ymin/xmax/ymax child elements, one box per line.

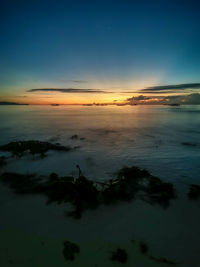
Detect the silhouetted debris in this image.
<box><xmin>110</xmin><ymin>248</ymin><xmax>128</xmax><ymax>263</ymax></box>
<box><xmin>181</xmin><ymin>142</ymin><xmax>197</xmax><ymax>147</ymax></box>
<box><xmin>149</xmin><ymin>255</ymin><xmax>177</xmax><ymax>265</ymax></box>
<box><xmin>0</xmin><ymin>156</ymin><xmax>6</xmax><ymax>167</ymax></box>
<box><xmin>62</xmin><ymin>241</ymin><xmax>80</xmax><ymax>261</ymax></box>
<box><xmin>188</xmin><ymin>184</ymin><xmax>200</xmax><ymax>200</ymax></box>
<box><xmin>0</xmin><ymin>166</ymin><xmax>176</xmax><ymax>219</ymax></box>
<box><xmin>140</xmin><ymin>242</ymin><xmax>149</xmax><ymax>254</ymax></box>
<box><xmin>0</xmin><ymin>140</ymin><xmax>74</xmax><ymax>157</ymax></box>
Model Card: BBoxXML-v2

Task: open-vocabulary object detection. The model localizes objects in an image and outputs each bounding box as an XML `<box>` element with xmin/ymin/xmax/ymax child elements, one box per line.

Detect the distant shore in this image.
<box><xmin>0</xmin><ymin>101</ymin><xmax>29</xmax><ymax>105</ymax></box>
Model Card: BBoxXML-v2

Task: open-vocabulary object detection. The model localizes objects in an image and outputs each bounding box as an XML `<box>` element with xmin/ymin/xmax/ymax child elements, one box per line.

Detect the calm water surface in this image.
<box><xmin>1</xmin><ymin>105</ymin><xmax>200</xmax><ymax>186</ymax></box>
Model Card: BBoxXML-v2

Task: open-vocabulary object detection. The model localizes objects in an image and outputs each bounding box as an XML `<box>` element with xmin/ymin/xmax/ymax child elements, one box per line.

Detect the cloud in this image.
<box><xmin>71</xmin><ymin>80</ymin><xmax>88</xmax><ymax>83</ymax></box>
<box><xmin>138</xmin><ymin>83</ymin><xmax>200</xmax><ymax>93</ymax></box>
<box><xmin>126</xmin><ymin>93</ymin><xmax>200</xmax><ymax>105</ymax></box>
<box><xmin>127</xmin><ymin>95</ymin><xmax>151</xmax><ymax>101</ymax></box>
<box><xmin>164</xmin><ymin>93</ymin><xmax>200</xmax><ymax>104</ymax></box>
<box><xmin>27</xmin><ymin>88</ymin><xmax>111</xmax><ymax>93</ymax></box>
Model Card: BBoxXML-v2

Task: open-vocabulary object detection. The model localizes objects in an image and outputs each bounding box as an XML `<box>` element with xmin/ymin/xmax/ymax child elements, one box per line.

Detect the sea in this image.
<box><xmin>0</xmin><ymin>104</ymin><xmax>200</xmax><ymax>185</ymax></box>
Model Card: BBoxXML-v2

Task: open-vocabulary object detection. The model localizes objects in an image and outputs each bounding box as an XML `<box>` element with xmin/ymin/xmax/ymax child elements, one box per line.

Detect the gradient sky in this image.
<box><xmin>0</xmin><ymin>0</ymin><xmax>200</xmax><ymax>104</ymax></box>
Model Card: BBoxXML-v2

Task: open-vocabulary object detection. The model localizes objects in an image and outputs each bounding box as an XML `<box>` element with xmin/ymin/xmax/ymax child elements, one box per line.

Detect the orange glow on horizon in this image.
<box><xmin>0</xmin><ymin>90</ymin><xmax>187</xmax><ymax>105</ymax></box>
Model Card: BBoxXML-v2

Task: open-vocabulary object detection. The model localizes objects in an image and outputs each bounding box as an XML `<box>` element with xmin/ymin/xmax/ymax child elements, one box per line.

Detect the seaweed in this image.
<box><xmin>0</xmin><ymin>165</ymin><xmax>176</xmax><ymax>219</ymax></box>
<box><xmin>139</xmin><ymin>242</ymin><xmax>149</xmax><ymax>254</ymax></box>
<box><xmin>110</xmin><ymin>248</ymin><xmax>128</xmax><ymax>263</ymax></box>
<box><xmin>0</xmin><ymin>140</ymin><xmax>74</xmax><ymax>158</ymax></box>
<box><xmin>44</xmin><ymin>173</ymin><xmax>75</xmax><ymax>205</ymax></box>
<box><xmin>102</xmin><ymin>167</ymin><xmax>176</xmax><ymax>208</ymax></box>
<box><xmin>0</xmin><ymin>156</ymin><xmax>7</xmax><ymax>167</ymax></box>
<box><xmin>145</xmin><ymin>176</ymin><xmax>176</xmax><ymax>208</ymax></box>
<box><xmin>101</xmin><ymin>166</ymin><xmax>149</xmax><ymax>204</ymax></box>
<box><xmin>62</xmin><ymin>241</ymin><xmax>80</xmax><ymax>261</ymax></box>
<box><xmin>117</xmin><ymin>166</ymin><xmax>150</xmax><ymax>180</ymax></box>
<box><xmin>0</xmin><ymin>172</ymin><xmax>42</xmax><ymax>194</ymax></box>
<box><xmin>188</xmin><ymin>184</ymin><xmax>200</xmax><ymax>200</ymax></box>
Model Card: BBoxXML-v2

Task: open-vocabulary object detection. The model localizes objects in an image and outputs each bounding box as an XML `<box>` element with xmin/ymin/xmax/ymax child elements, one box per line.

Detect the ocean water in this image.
<box><xmin>0</xmin><ymin>105</ymin><xmax>200</xmax><ymax>185</ymax></box>
<box><xmin>1</xmin><ymin>105</ymin><xmax>200</xmax><ymax>266</ymax></box>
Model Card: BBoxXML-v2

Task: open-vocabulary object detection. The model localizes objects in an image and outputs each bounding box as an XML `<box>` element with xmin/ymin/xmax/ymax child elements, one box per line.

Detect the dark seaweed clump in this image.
<box><xmin>0</xmin><ymin>140</ymin><xmax>73</xmax><ymax>157</ymax></box>
<box><xmin>102</xmin><ymin>166</ymin><xmax>150</xmax><ymax>204</ymax></box>
<box><xmin>44</xmin><ymin>169</ymin><xmax>99</xmax><ymax>219</ymax></box>
<box><xmin>0</xmin><ymin>166</ymin><xmax>176</xmax><ymax>219</ymax></box>
<box><xmin>144</xmin><ymin>176</ymin><xmax>176</xmax><ymax>208</ymax></box>
<box><xmin>140</xmin><ymin>242</ymin><xmax>149</xmax><ymax>254</ymax></box>
<box><xmin>0</xmin><ymin>172</ymin><xmax>42</xmax><ymax>194</ymax></box>
<box><xmin>110</xmin><ymin>248</ymin><xmax>128</xmax><ymax>263</ymax></box>
<box><xmin>102</xmin><ymin>167</ymin><xmax>176</xmax><ymax>209</ymax></box>
<box><xmin>62</xmin><ymin>241</ymin><xmax>80</xmax><ymax>261</ymax></box>
<box><xmin>188</xmin><ymin>184</ymin><xmax>200</xmax><ymax>200</ymax></box>
<box><xmin>0</xmin><ymin>156</ymin><xmax>7</xmax><ymax>167</ymax></box>
<box><xmin>0</xmin><ymin>167</ymin><xmax>99</xmax><ymax>219</ymax></box>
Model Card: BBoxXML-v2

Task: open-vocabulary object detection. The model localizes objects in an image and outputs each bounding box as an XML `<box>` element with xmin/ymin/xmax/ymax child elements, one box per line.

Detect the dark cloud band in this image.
<box><xmin>127</xmin><ymin>93</ymin><xmax>200</xmax><ymax>105</ymax></box>
<box><xmin>27</xmin><ymin>88</ymin><xmax>111</xmax><ymax>93</ymax></box>
<box><xmin>138</xmin><ymin>83</ymin><xmax>200</xmax><ymax>93</ymax></box>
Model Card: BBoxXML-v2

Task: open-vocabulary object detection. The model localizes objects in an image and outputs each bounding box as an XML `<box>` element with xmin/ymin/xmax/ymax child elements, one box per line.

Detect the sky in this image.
<box><xmin>0</xmin><ymin>0</ymin><xmax>200</xmax><ymax>104</ymax></box>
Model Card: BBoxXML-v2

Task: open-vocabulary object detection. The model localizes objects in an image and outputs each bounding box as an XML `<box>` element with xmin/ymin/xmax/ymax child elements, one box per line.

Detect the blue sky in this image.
<box><xmin>0</xmin><ymin>0</ymin><xmax>200</xmax><ymax>103</ymax></box>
